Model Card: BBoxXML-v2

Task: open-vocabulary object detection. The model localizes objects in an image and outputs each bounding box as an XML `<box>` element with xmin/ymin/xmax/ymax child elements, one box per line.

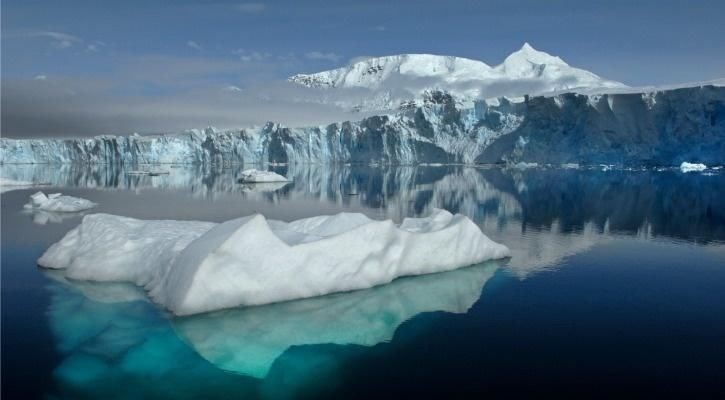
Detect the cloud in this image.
<box><xmin>232</xmin><ymin>49</ymin><xmax>272</xmax><ymax>62</ymax></box>
<box><xmin>235</xmin><ymin>3</ymin><xmax>266</xmax><ymax>13</ymax></box>
<box><xmin>34</xmin><ymin>75</ymin><xmax>48</xmax><ymax>81</ymax></box>
<box><xmin>187</xmin><ymin>40</ymin><xmax>203</xmax><ymax>51</ymax></box>
<box><xmin>305</xmin><ymin>51</ymin><xmax>343</xmax><ymax>63</ymax></box>
<box><xmin>86</xmin><ymin>41</ymin><xmax>106</xmax><ymax>53</ymax></box>
<box><xmin>370</xmin><ymin>25</ymin><xmax>387</xmax><ymax>32</ymax></box>
<box><xmin>348</xmin><ymin>55</ymin><xmax>374</xmax><ymax>65</ymax></box>
<box><xmin>27</xmin><ymin>31</ymin><xmax>83</xmax><ymax>49</ymax></box>
<box><xmin>222</xmin><ymin>85</ymin><xmax>243</xmax><ymax>92</ymax></box>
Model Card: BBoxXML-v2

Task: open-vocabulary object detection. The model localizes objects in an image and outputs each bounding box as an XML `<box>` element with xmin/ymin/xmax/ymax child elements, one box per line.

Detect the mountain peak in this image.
<box><xmin>503</xmin><ymin>42</ymin><xmax>568</xmax><ymax>69</ymax></box>
<box><xmin>288</xmin><ymin>44</ymin><xmax>627</xmax><ymax>111</ymax></box>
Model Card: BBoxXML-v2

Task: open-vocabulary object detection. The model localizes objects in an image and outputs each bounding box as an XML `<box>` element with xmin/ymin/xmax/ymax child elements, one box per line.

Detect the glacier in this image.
<box><xmin>38</xmin><ymin>209</ymin><xmax>510</xmax><ymax>315</ymax></box>
<box><xmin>1</xmin><ymin>85</ymin><xmax>723</xmax><ymax>167</ymax></box>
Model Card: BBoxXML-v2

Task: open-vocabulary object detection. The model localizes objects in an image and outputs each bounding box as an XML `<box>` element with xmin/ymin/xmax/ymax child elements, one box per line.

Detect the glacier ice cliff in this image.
<box><xmin>1</xmin><ymin>85</ymin><xmax>723</xmax><ymax>166</ymax></box>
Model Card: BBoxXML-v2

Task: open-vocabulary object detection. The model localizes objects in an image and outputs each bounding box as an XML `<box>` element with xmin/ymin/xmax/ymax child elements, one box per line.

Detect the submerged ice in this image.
<box><xmin>38</xmin><ymin>209</ymin><xmax>509</xmax><ymax>315</ymax></box>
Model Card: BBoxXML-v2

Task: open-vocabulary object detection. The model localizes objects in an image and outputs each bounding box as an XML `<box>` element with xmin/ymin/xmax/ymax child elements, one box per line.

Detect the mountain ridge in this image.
<box><xmin>287</xmin><ymin>43</ymin><xmax>627</xmax><ymax>112</ymax></box>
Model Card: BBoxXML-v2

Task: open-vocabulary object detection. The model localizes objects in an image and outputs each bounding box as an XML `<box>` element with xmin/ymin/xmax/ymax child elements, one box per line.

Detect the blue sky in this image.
<box><xmin>3</xmin><ymin>0</ymin><xmax>725</xmax><ymax>137</ymax></box>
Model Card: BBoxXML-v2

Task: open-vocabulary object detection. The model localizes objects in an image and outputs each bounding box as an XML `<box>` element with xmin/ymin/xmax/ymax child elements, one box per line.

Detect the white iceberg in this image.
<box><xmin>239</xmin><ymin>169</ymin><xmax>289</xmax><ymax>183</ymax></box>
<box><xmin>24</xmin><ymin>191</ymin><xmax>97</xmax><ymax>212</ymax></box>
<box><xmin>39</xmin><ymin>209</ymin><xmax>509</xmax><ymax>315</ymax></box>
<box><xmin>680</xmin><ymin>161</ymin><xmax>707</xmax><ymax>172</ymax></box>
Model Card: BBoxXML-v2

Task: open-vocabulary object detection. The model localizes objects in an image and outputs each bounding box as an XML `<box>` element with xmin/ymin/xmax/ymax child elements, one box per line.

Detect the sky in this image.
<box><xmin>2</xmin><ymin>0</ymin><xmax>725</xmax><ymax>138</ymax></box>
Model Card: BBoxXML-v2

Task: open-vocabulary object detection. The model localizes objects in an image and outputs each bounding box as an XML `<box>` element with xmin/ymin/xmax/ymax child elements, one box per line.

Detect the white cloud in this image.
<box><xmin>34</xmin><ymin>75</ymin><xmax>48</xmax><ymax>80</ymax></box>
<box><xmin>370</xmin><ymin>25</ymin><xmax>387</xmax><ymax>32</ymax></box>
<box><xmin>235</xmin><ymin>3</ymin><xmax>266</xmax><ymax>13</ymax></box>
<box><xmin>348</xmin><ymin>55</ymin><xmax>374</xmax><ymax>65</ymax></box>
<box><xmin>27</xmin><ymin>31</ymin><xmax>83</xmax><ymax>49</ymax></box>
<box><xmin>187</xmin><ymin>40</ymin><xmax>203</xmax><ymax>51</ymax></box>
<box><xmin>305</xmin><ymin>51</ymin><xmax>343</xmax><ymax>63</ymax></box>
<box><xmin>223</xmin><ymin>85</ymin><xmax>243</xmax><ymax>92</ymax></box>
<box><xmin>232</xmin><ymin>49</ymin><xmax>271</xmax><ymax>62</ymax></box>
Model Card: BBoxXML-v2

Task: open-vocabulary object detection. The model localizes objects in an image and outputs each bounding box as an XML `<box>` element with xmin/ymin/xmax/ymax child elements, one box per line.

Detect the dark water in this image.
<box><xmin>2</xmin><ymin>164</ymin><xmax>724</xmax><ymax>398</ymax></box>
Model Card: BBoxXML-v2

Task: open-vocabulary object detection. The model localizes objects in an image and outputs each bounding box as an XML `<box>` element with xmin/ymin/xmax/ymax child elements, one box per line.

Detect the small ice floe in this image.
<box><xmin>561</xmin><ymin>163</ymin><xmax>580</xmax><ymax>169</ymax></box>
<box><xmin>0</xmin><ymin>178</ymin><xmax>49</xmax><ymax>193</ymax></box>
<box><xmin>38</xmin><ymin>209</ymin><xmax>510</xmax><ymax>316</ymax></box>
<box><xmin>513</xmin><ymin>162</ymin><xmax>538</xmax><ymax>169</ymax></box>
<box><xmin>679</xmin><ymin>162</ymin><xmax>707</xmax><ymax>173</ymax></box>
<box><xmin>238</xmin><ymin>169</ymin><xmax>289</xmax><ymax>183</ymax></box>
<box><xmin>24</xmin><ymin>191</ymin><xmax>97</xmax><ymax>213</ymax></box>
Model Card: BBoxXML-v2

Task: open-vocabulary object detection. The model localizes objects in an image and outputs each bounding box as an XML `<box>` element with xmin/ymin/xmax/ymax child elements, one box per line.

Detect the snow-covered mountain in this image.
<box><xmin>288</xmin><ymin>43</ymin><xmax>627</xmax><ymax>112</ymax></box>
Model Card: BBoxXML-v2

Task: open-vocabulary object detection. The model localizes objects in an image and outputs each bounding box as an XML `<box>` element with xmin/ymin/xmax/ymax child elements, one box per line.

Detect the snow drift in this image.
<box><xmin>38</xmin><ymin>209</ymin><xmax>509</xmax><ymax>315</ymax></box>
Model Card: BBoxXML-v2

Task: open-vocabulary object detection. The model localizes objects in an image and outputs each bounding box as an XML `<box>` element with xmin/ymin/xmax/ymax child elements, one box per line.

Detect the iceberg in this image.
<box><xmin>24</xmin><ymin>191</ymin><xmax>97</xmax><ymax>212</ymax></box>
<box><xmin>239</xmin><ymin>169</ymin><xmax>289</xmax><ymax>183</ymax></box>
<box><xmin>680</xmin><ymin>162</ymin><xmax>707</xmax><ymax>172</ymax></box>
<box><xmin>38</xmin><ymin>209</ymin><xmax>509</xmax><ymax>315</ymax></box>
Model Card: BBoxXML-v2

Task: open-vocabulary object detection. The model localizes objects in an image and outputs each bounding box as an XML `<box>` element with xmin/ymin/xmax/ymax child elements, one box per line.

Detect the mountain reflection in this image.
<box><xmin>5</xmin><ymin>163</ymin><xmax>722</xmax><ymax>243</ymax></box>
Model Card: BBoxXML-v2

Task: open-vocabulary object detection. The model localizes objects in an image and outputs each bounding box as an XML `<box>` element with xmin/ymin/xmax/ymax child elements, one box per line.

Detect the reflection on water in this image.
<box><xmin>2</xmin><ymin>163</ymin><xmax>724</xmax><ymax>398</ymax></box>
<box><xmin>44</xmin><ymin>263</ymin><xmax>499</xmax><ymax>398</ymax></box>
<box><xmin>3</xmin><ymin>163</ymin><xmax>723</xmax><ymax>240</ymax></box>
<box><xmin>4</xmin><ymin>163</ymin><xmax>723</xmax><ymax>273</ymax></box>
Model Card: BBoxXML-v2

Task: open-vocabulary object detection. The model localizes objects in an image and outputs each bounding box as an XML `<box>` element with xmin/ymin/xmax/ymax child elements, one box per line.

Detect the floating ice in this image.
<box><xmin>239</xmin><ymin>169</ymin><xmax>289</xmax><ymax>183</ymax></box>
<box><xmin>24</xmin><ymin>191</ymin><xmax>97</xmax><ymax>212</ymax></box>
<box><xmin>39</xmin><ymin>209</ymin><xmax>509</xmax><ymax>315</ymax></box>
<box><xmin>680</xmin><ymin>162</ymin><xmax>707</xmax><ymax>172</ymax></box>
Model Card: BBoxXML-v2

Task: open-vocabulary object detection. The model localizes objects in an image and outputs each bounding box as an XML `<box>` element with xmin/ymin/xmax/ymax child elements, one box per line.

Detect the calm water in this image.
<box><xmin>2</xmin><ymin>164</ymin><xmax>725</xmax><ymax>398</ymax></box>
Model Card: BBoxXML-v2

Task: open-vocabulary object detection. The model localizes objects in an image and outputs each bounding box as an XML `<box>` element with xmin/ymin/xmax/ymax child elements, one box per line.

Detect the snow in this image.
<box><xmin>38</xmin><ymin>209</ymin><xmax>509</xmax><ymax>316</ymax></box>
<box><xmin>288</xmin><ymin>42</ymin><xmax>627</xmax><ymax>111</ymax></box>
<box><xmin>24</xmin><ymin>191</ymin><xmax>97</xmax><ymax>212</ymax></box>
<box><xmin>239</xmin><ymin>169</ymin><xmax>289</xmax><ymax>183</ymax></box>
<box><xmin>680</xmin><ymin>162</ymin><xmax>707</xmax><ymax>172</ymax></box>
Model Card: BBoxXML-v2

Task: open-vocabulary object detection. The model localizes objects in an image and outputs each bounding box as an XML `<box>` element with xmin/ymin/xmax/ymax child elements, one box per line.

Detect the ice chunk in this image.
<box><xmin>39</xmin><ymin>214</ymin><xmax>215</xmax><ymax>286</ymax></box>
<box><xmin>39</xmin><ymin>209</ymin><xmax>509</xmax><ymax>316</ymax></box>
<box><xmin>24</xmin><ymin>191</ymin><xmax>98</xmax><ymax>212</ymax></box>
<box><xmin>239</xmin><ymin>169</ymin><xmax>289</xmax><ymax>183</ymax></box>
<box><xmin>680</xmin><ymin>162</ymin><xmax>707</xmax><ymax>172</ymax></box>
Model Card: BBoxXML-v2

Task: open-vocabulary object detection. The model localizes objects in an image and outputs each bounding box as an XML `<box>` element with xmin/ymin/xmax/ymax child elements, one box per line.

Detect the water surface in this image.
<box><xmin>2</xmin><ymin>164</ymin><xmax>724</xmax><ymax>398</ymax></box>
